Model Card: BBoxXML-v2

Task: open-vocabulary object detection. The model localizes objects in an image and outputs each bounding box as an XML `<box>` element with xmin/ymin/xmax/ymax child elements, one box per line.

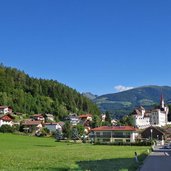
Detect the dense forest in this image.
<box><xmin>0</xmin><ymin>64</ymin><xmax>100</xmax><ymax>119</ymax></box>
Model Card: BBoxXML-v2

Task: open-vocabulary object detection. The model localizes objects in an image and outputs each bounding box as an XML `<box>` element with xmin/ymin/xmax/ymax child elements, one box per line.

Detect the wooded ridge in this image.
<box><xmin>0</xmin><ymin>64</ymin><xmax>100</xmax><ymax>119</ymax></box>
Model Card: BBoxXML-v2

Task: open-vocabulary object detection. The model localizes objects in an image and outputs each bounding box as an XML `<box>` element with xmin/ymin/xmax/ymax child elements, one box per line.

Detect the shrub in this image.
<box><xmin>35</xmin><ymin>128</ymin><xmax>50</xmax><ymax>137</ymax></box>
<box><xmin>94</xmin><ymin>141</ymin><xmax>152</xmax><ymax>146</ymax></box>
<box><xmin>0</xmin><ymin>125</ymin><xmax>14</xmax><ymax>133</ymax></box>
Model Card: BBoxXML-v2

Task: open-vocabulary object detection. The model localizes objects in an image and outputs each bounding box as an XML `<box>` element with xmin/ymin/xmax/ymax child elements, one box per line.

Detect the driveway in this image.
<box><xmin>140</xmin><ymin>146</ymin><xmax>171</xmax><ymax>171</ymax></box>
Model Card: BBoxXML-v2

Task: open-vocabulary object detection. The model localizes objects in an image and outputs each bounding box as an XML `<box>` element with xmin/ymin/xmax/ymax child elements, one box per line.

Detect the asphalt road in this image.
<box><xmin>140</xmin><ymin>146</ymin><xmax>171</xmax><ymax>171</ymax></box>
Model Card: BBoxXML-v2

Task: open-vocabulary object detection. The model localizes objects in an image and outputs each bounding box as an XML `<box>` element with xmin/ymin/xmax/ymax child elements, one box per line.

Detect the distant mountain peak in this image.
<box><xmin>82</xmin><ymin>92</ymin><xmax>98</xmax><ymax>100</ymax></box>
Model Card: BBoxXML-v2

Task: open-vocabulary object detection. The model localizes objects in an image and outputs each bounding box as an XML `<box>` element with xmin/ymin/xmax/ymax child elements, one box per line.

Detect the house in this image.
<box><xmin>91</xmin><ymin>126</ymin><xmax>137</xmax><ymax>143</ymax></box>
<box><xmin>132</xmin><ymin>106</ymin><xmax>150</xmax><ymax>129</ymax></box>
<box><xmin>79</xmin><ymin>114</ymin><xmax>92</xmax><ymax>126</ymax></box>
<box><xmin>133</xmin><ymin>95</ymin><xmax>169</xmax><ymax>129</ymax></box>
<box><xmin>0</xmin><ymin>106</ymin><xmax>12</xmax><ymax>116</ymax></box>
<box><xmin>79</xmin><ymin>114</ymin><xmax>92</xmax><ymax>121</ymax></box>
<box><xmin>64</xmin><ymin>113</ymin><xmax>80</xmax><ymax>125</ymax></box>
<box><xmin>44</xmin><ymin>114</ymin><xmax>55</xmax><ymax>122</ymax></box>
<box><xmin>0</xmin><ymin>115</ymin><xmax>13</xmax><ymax>127</ymax></box>
<box><xmin>21</xmin><ymin>120</ymin><xmax>43</xmax><ymax>133</ymax></box>
<box><xmin>30</xmin><ymin>114</ymin><xmax>45</xmax><ymax>122</ymax></box>
<box><xmin>44</xmin><ymin>122</ymin><xmax>65</xmax><ymax>132</ymax></box>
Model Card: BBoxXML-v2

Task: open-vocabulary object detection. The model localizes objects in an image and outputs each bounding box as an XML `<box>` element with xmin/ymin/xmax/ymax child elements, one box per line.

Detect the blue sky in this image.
<box><xmin>0</xmin><ymin>0</ymin><xmax>171</xmax><ymax>95</ymax></box>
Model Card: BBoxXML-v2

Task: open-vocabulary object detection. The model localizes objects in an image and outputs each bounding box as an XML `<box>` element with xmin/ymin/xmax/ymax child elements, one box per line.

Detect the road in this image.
<box><xmin>140</xmin><ymin>146</ymin><xmax>171</xmax><ymax>171</ymax></box>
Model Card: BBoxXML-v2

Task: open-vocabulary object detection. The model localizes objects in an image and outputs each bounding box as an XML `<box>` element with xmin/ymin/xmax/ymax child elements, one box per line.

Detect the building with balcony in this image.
<box><xmin>91</xmin><ymin>126</ymin><xmax>137</xmax><ymax>143</ymax></box>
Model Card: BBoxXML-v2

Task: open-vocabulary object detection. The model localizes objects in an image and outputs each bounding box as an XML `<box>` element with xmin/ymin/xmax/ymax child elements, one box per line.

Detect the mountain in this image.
<box><xmin>93</xmin><ymin>85</ymin><xmax>171</xmax><ymax>118</ymax></box>
<box><xmin>0</xmin><ymin>64</ymin><xmax>100</xmax><ymax>118</ymax></box>
<box><xmin>82</xmin><ymin>92</ymin><xmax>98</xmax><ymax>100</ymax></box>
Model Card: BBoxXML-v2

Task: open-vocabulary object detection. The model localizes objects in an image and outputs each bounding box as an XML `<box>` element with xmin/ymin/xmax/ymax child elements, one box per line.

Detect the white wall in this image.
<box><xmin>45</xmin><ymin>124</ymin><xmax>62</xmax><ymax>132</ymax></box>
<box><xmin>0</xmin><ymin>120</ymin><xmax>13</xmax><ymax>127</ymax></box>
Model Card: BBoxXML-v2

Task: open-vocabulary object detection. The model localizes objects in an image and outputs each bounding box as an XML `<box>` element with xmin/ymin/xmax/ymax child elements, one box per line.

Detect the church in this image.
<box><xmin>132</xmin><ymin>95</ymin><xmax>169</xmax><ymax>129</ymax></box>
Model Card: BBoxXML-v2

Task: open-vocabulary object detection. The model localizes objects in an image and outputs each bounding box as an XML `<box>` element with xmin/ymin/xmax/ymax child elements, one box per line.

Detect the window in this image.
<box><xmin>115</xmin><ymin>139</ymin><xmax>123</xmax><ymax>142</ymax></box>
<box><xmin>103</xmin><ymin>131</ymin><xmax>111</xmax><ymax>138</ymax></box>
<box><xmin>96</xmin><ymin>132</ymin><xmax>100</xmax><ymax>137</ymax></box>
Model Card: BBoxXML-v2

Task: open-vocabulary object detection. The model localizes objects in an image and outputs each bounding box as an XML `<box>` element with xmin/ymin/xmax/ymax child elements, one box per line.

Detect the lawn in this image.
<box><xmin>0</xmin><ymin>133</ymin><xmax>149</xmax><ymax>171</ymax></box>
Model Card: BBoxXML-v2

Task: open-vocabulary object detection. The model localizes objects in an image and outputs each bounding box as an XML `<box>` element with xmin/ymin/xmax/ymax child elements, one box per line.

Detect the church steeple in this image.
<box><xmin>160</xmin><ymin>92</ymin><xmax>165</xmax><ymax>109</ymax></box>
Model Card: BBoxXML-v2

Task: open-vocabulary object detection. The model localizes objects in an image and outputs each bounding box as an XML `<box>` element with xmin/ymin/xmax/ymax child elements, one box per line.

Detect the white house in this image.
<box><xmin>132</xmin><ymin>106</ymin><xmax>150</xmax><ymax>129</ymax></box>
<box><xmin>44</xmin><ymin>122</ymin><xmax>64</xmax><ymax>132</ymax></box>
<box><xmin>65</xmin><ymin>113</ymin><xmax>80</xmax><ymax>125</ymax></box>
<box><xmin>0</xmin><ymin>106</ymin><xmax>12</xmax><ymax>116</ymax></box>
<box><xmin>0</xmin><ymin>115</ymin><xmax>13</xmax><ymax>127</ymax></box>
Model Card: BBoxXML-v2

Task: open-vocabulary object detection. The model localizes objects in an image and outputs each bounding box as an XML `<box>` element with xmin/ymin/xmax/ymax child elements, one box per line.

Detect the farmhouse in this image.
<box><xmin>0</xmin><ymin>115</ymin><xmax>13</xmax><ymax>127</ymax></box>
<box><xmin>21</xmin><ymin>120</ymin><xmax>43</xmax><ymax>133</ymax></box>
<box><xmin>91</xmin><ymin>126</ymin><xmax>137</xmax><ymax>143</ymax></box>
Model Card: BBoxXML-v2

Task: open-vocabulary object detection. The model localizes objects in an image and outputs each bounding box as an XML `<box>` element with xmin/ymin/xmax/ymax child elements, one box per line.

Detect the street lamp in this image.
<box><xmin>150</xmin><ymin>129</ymin><xmax>153</xmax><ymax>140</ymax></box>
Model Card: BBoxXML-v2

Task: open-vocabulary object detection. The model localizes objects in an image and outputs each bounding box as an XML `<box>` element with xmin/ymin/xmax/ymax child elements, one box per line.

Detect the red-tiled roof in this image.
<box><xmin>0</xmin><ymin>115</ymin><xmax>12</xmax><ymax>121</ymax></box>
<box><xmin>22</xmin><ymin>120</ymin><xmax>42</xmax><ymax>126</ymax></box>
<box><xmin>79</xmin><ymin>114</ymin><xmax>92</xmax><ymax>118</ymax></box>
<box><xmin>91</xmin><ymin>126</ymin><xmax>136</xmax><ymax>131</ymax></box>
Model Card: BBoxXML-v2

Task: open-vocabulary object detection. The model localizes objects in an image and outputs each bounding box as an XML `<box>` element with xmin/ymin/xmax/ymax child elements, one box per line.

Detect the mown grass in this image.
<box><xmin>0</xmin><ymin>133</ymin><xmax>149</xmax><ymax>171</ymax></box>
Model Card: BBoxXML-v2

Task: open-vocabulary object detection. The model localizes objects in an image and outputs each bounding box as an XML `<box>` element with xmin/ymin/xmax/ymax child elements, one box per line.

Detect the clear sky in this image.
<box><xmin>0</xmin><ymin>0</ymin><xmax>171</xmax><ymax>95</ymax></box>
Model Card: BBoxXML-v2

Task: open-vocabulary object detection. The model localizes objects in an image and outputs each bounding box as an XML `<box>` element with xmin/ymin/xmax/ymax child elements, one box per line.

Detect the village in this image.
<box><xmin>1</xmin><ymin>94</ymin><xmax>171</xmax><ymax>146</ymax></box>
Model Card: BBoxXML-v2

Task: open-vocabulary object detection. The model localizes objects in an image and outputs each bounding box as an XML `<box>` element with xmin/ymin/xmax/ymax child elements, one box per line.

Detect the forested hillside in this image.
<box><xmin>0</xmin><ymin>64</ymin><xmax>100</xmax><ymax>119</ymax></box>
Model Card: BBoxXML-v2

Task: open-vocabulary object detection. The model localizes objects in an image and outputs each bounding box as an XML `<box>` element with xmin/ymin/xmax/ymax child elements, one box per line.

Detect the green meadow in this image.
<box><xmin>0</xmin><ymin>134</ymin><xmax>149</xmax><ymax>171</ymax></box>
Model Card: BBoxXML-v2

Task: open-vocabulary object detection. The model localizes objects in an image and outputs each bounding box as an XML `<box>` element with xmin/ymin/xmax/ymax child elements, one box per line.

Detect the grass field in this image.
<box><xmin>0</xmin><ymin>133</ymin><xmax>149</xmax><ymax>171</ymax></box>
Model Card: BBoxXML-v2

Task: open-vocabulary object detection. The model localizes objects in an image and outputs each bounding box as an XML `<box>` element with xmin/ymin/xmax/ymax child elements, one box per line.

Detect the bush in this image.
<box><xmin>35</xmin><ymin>128</ymin><xmax>50</xmax><ymax>137</ymax></box>
<box><xmin>0</xmin><ymin>125</ymin><xmax>14</xmax><ymax>133</ymax></box>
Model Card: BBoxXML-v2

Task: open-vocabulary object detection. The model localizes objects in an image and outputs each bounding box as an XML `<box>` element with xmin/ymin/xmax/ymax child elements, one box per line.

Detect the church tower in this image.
<box><xmin>160</xmin><ymin>93</ymin><xmax>165</xmax><ymax>110</ymax></box>
<box><xmin>159</xmin><ymin>92</ymin><xmax>169</xmax><ymax>124</ymax></box>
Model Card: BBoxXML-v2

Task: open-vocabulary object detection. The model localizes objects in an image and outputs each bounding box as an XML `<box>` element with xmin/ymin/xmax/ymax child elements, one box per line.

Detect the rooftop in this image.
<box><xmin>0</xmin><ymin>115</ymin><xmax>12</xmax><ymax>121</ymax></box>
<box><xmin>92</xmin><ymin>126</ymin><xmax>136</xmax><ymax>131</ymax></box>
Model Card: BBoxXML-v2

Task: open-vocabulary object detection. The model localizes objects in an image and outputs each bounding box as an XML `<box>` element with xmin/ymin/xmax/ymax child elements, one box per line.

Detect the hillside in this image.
<box><xmin>0</xmin><ymin>64</ymin><xmax>100</xmax><ymax>118</ymax></box>
<box><xmin>94</xmin><ymin>85</ymin><xmax>171</xmax><ymax>118</ymax></box>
